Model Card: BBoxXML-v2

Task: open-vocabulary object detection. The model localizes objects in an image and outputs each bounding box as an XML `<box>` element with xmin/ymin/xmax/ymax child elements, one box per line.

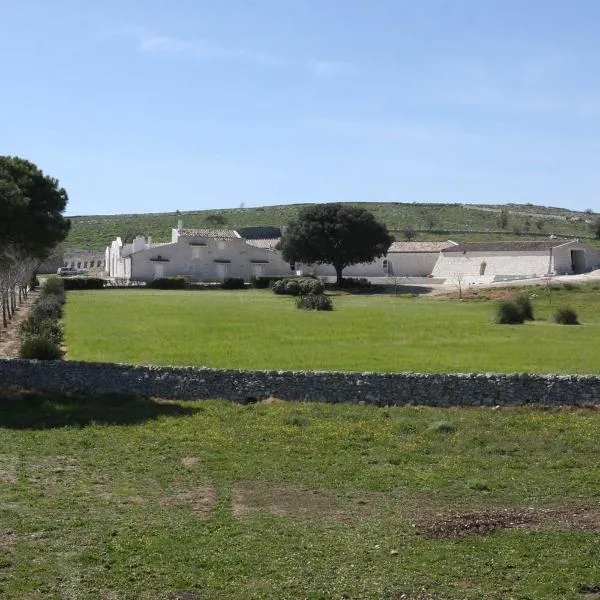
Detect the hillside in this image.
<box><xmin>64</xmin><ymin>202</ymin><xmax>597</xmax><ymax>250</ymax></box>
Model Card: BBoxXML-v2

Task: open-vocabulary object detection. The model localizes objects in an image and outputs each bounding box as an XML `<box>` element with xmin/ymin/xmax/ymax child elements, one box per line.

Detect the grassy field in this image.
<box><xmin>65</xmin><ymin>201</ymin><xmax>596</xmax><ymax>250</ymax></box>
<box><xmin>1</xmin><ymin>392</ymin><xmax>599</xmax><ymax>599</ymax></box>
<box><xmin>64</xmin><ymin>284</ymin><xmax>600</xmax><ymax>373</ymax></box>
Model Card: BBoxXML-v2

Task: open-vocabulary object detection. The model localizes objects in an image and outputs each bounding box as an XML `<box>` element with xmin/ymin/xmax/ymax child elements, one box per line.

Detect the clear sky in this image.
<box><xmin>2</xmin><ymin>0</ymin><xmax>600</xmax><ymax>216</ymax></box>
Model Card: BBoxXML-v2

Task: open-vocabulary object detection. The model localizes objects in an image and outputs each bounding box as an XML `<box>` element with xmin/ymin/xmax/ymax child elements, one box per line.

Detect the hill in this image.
<box><xmin>64</xmin><ymin>202</ymin><xmax>598</xmax><ymax>250</ymax></box>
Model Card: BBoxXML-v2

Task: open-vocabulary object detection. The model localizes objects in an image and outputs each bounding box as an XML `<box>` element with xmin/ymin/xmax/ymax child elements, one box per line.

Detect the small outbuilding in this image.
<box><xmin>431</xmin><ymin>239</ymin><xmax>600</xmax><ymax>283</ymax></box>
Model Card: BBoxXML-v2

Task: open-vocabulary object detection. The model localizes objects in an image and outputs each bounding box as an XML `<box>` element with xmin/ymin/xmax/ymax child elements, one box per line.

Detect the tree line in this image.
<box><xmin>0</xmin><ymin>156</ymin><xmax>70</xmax><ymax>329</ymax></box>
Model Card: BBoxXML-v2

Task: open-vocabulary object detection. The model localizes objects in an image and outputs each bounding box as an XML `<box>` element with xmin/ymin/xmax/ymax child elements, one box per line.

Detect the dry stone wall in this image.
<box><xmin>1</xmin><ymin>359</ymin><xmax>599</xmax><ymax>406</ymax></box>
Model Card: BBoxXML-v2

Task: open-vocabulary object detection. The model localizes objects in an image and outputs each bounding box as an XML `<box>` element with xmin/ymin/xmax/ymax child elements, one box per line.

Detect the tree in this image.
<box><xmin>0</xmin><ymin>156</ymin><xmax>70</xmax><ymax>260</ymax></box>
<box><xmin>0</xmin><ymin>156</ymin><xmax>70</xmax><ymax>328</ymax></box>
<box><xmin>279</xmin><ymin>204</ymin><xmax>393</xmax><ymax>286</ymax></box>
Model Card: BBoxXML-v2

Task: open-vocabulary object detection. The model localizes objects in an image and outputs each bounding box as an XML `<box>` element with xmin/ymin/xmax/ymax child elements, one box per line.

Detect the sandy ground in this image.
<box><xmin>0</xmin><ymin>291</ymin><xmax>38</xmax><ymax>358</ymax></box>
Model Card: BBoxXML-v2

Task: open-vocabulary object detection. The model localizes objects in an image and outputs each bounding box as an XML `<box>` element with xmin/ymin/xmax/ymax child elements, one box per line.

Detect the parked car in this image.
<box><xmin>57</xmin><ymin>267</ymin><xmax>78</xmax><ymax>276</ymax></box>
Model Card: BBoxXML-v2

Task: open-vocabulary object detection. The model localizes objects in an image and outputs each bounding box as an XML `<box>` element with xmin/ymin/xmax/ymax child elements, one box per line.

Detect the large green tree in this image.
<box><xmin>0</xmin><ymin>156</ymin><xmax>71</xmax><ymax>259</ymax></box>
<box><xmin>280</xmin><ymin>204</ymin><xmax>393</xmax><ymax>285</ymax></box>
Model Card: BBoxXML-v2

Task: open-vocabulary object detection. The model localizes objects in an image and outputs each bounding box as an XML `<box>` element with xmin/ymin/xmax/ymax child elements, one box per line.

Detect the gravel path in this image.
<box><xmin>0</xmin><ymin>291</ymin><xmax>38</xmax><ymax>358</ymax></box>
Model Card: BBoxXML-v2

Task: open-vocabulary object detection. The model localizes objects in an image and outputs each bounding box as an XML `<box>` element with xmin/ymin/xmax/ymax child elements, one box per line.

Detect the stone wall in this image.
<box><xmin>1</xmin><ymin>358</ymin><xmax>599</xmax><ymax>406</ymax></box>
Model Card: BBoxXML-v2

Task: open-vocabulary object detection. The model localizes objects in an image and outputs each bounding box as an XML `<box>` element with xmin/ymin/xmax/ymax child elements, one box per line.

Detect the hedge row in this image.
<box><xmin>19</xmin><ymin>277</ymin><xmax>65</xmax><ymax>360</ymax></box>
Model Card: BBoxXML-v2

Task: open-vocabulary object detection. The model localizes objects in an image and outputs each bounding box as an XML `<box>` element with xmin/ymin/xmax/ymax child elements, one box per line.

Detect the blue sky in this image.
<box><xmin>2</xmin><ymin>0</ymin><xmax>600</xmax><ymax>216</ymax></box>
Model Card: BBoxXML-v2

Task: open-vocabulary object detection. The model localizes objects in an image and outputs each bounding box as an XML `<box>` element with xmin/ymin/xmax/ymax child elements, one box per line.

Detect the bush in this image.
<box><xmin>29</xmin><ymin>275</ymin><xmax>40</xmax><ymax>289</ymax></box>
<box><xmin>62</xmin><ymin>277</ymin><xmax>105</xmax><ymax>290</ymax></box>
<box><xmin>221</xmin><ymin>277</ymin><xmax>246</xmax><ymax>290</ymax></box>
<box><xmin>284</xmin><ymin>280</ymin><xmax>301</xmax><ymax>296</ymax></box>
<box><xmin>146</xmin><ymin>277</ymin><xmax>187</xmax><ymax>289</ymax></box>
<box><xmin>296</xmin><ymin>293</ymin><xmax>333</xmax><ymax>311</ymax></box>
<box><xmin>515</xmin><ymin>294</ymin><xmax>535</xmax><ymax>320</ymax></box>
<box><xmin>30</xmin><ymin>296</ymin><xmax>63</xmax><ymax>322</ymax></box>
<box><xmin>20</xmin><ymin>317</ymin><xmax>63</xmax><ymax>345</ymax></box>
<box><xmin>41</xmin><ymin>277</ymin><xmax>65</xmax><ymax>298</ymax></box>
<box><xmin>251</xmin><ymin>276</ymin><xmax>285</xmax><ymax>289</ymax></box>
<box><xmin>495</xmin><ymin>301</ymin><xmax>524</xmax><ymax>324</ymax></box>
<box><xmin>271</xmin><ymin>277</ymin><xmax>324</xmax><ymax>296</ymax></box>
<box><xmin>554</xmin><ymin>307</ymin><xmax>579</xmax><ymax>325</ymax></box>
<box><xmin>19</xmin><ymin>335</ymin><xmax>62</xmax><ymax>360</ymax></box>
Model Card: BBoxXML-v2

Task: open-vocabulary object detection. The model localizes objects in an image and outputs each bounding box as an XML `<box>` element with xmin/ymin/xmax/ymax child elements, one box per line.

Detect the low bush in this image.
<box><xmin>20</xmin><ymin>317</ymin><xmax>63</xmax><ymax>345</ymax></box>
<box><xmin>272</xmin><ymin>277</ymin><xmax>324</xmax><ymax>296</ymax></box>
<box><xmin>495</xmin><ymin>301</ymin><xmax>524</xmax><ymax>324</ymax></box>
<box><xmin>146</xmin><ymin>277</ymin><xmax>187</xmax><ymax>289</ymax></box>
<box><xmin>31</xmin><ymin>296</ymin><xmax>63</xmax><ymax>322</ymax></box>
<box><xmin>251</xmin><ymin>276</ymin><xmax>284</xmax><ymax>289</ymax></box>
<box><xmin>554</xmin><ymin>307</ymin><xmax>579</xmax><ymax>325</ymax></box>
<box><xmin>515</xmin><ymin>294</ymin><xmax>535</xmax><ymax>320</ymax></box>
<box><xmin>63</xmin><ymin>277</ymin><xmax>105</xmax><ymax>290</ymax></box>
<box><xmin>41</xmin><ymin>277</ymin><xmax>65</xmax><ymax>298</ymax></box>
<box><xmin>296</xmin><ymin>293</ymin><xmax>333</xmax><ymax>311</ymax></box>
<box><xmin>19</xmin><ymin>335</ymin><xmax>62</xmax><ymax>360</ymax></box>
<box><xmin>221</xmin><ymin>277</ymin><xmax>246</xmax><ymax>290</ymax></box>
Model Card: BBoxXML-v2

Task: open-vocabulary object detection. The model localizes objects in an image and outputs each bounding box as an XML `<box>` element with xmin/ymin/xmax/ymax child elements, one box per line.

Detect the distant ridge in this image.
<box><xmin>65</xmin><ymin>202</ymin><xmax>597</xmax><ymax>251</ymax></box>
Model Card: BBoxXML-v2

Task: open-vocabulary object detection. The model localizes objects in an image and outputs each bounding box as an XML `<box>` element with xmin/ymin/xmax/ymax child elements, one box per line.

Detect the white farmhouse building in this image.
<box><xmin>431</xmin><ymin>240</ymin><xmax>600</xmax><ymax>283</ymax></box>
<box><xmin>106</xmin><ymin>223</ymin><xmax>292</xmax><ymax>282</ymax></box>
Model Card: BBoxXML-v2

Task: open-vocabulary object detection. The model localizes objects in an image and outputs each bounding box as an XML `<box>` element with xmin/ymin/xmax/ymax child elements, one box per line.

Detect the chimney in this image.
<box><xmin>177</xmin><ymin>219</ymin><xmax>183</xmax><ymax>231</ymax></box>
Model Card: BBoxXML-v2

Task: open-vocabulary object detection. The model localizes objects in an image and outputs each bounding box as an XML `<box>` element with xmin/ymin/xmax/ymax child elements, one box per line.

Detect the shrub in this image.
<box><xmin>271</xmin><ymin>279</ymin><xmax>286</xmax><ymax>295</ymax></box>
<box><xmin>271</xmin><ymin>277</ymin><xmax>324</xmax><ymax>296</ymax></box>
<box><xmin>515</xmin><ymin>294</ymin><xmax>535</xmax><ymax>320</ymax></box>
<box><xmin>221</xmin><ymin>277</ymin><xmax>245</xmax><ymax>290</ymax></box>
<box><xmin>495</xmin><ymin>301</ymin><xmax>524</xmax><ymax>324</ymax></box>
<box><xmin>41</xmin><ymin>277</ymin><xmax>65</xmax><ymax>298</ymax></box>
<box><xmin>20</xmin><ymin>317</ymin><xmax>63</xmax><ymax>345</ymax></box>
<box><xmin>29</xmin><ymin>275</ymin><xmax>40</xmax><ymax>289</ymax></box>
<box><xmin>296</xmin><ymin>293</ymin><xmax>333</xmax><ymax>311</ymax></box>
<box><xmin>284</xmin><ymin>279</ymin><xmax>301</xmax><ymax>296</ymax></box>
<box><xmin>146</xmin><ymin>277</ymin><xmax>187</xmax><ymax>289</ymax></box>
<box><xmin>554</xmin><ymin>307</ymin><xmax>579</xmax><ymax>325</ymax></box>
<box><xmin>251</xmin><ymin>276</ymin><xmax>284</xmax><ymax>289</ymax></box>
<box><xmin>31</xmin><ymin>296</ymin><xmax>63</xmax><ymax>321</ymax></box>
<box><xmin>19</xmin><ymin>335</ymin><xmax>62</xmax><ymax>360</ymax></box>
<box><xmin>62</xmin><ymin>277</ymin><xmax>105</xmax><ymax>290</ymax></box>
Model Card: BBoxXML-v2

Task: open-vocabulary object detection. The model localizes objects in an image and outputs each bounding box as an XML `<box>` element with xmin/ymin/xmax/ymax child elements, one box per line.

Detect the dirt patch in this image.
<box><xmin>417</xmin><ymin>504</ymin><xmax>600</xmax><ymax>539</ymax></box>
<box><xmin>0</xmin><ymin>530</ymin><xmax>18</xmax><ymax>549</ymax></box>
<box><xmin>0</xmin><ymin>455</ymin><xmax>18</xmax><ymax>484</ymax></box>
<box><xmin>180</xmin><ymin>456</ymin><xmax>200</xmax><ymax>468</ymax></box>
<box><xmin>418</xmin><ymin>508</ymin><xmax>537</xmax><ymax>539</ymax></box>
<box><xmin>0</xmin><ymin>291</ymin><xmax>38</xmax><ymax>358</ymax></box>
<box><xmin>161</xmin><ymin>485</ymin><xmax>218</xmax><ymax>518</ymax></box>
<box><xmin>232</xmin><ymin>481</ymin><xmax>384</xmax><ymax>522</ymax></box>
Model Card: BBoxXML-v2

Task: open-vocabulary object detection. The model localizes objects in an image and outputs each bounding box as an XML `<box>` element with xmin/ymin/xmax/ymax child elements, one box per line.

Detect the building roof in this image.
<box><xmin>388</xmin><ymin>241</ymin><xmax>457</xmax><ymax>253</ymax></box>
<box><xmin>442</xmin><ymin>240</ymin><xmax>575</xmax><ymax>253</ymax></box>
<box><xmin>180</xmin><ymin>228</ymin><xmax>240</xmax><ymax>239</ymax></box>
<box><xmin>236</xmin><ymin>226</ymin><xmax>282</xmax><ymax>240</ymax></box>
<box><xmin>245</xmin><ymin>238</ymin><xmax>280</xmax><ymax>250</ymax></box>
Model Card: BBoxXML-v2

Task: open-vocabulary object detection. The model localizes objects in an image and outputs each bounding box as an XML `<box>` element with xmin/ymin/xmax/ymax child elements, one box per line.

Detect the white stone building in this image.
<box><xmin>384</xmin><ymin>241</ymin><xmax>458</xmax><ymax>277</ymax></box>
<box><xmin>431</xmin><ymin>240</ymin><xmax>600</xmax><ymax>284</ymax></box>
<box><xmin>106</xmin><ymin>223</ymin><xmax>292</xmax><ymax>282</ymax></box>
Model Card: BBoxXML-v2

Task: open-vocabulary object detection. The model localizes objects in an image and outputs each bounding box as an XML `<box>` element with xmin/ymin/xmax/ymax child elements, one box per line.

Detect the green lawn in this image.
<box><xmin>1</xmin><ymin>393</ymin><xmax>599</xmax><ymax>599</ymax></box>
<box><xmin>63</xmin><ymin>285</ymin><xmax>600</xmax><ymax>373</ymax></box>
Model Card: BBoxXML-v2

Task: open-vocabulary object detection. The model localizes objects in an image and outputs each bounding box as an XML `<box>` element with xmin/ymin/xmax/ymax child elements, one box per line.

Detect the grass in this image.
<box><xmin>1</xmin><ymin>391</ymin><xmax>599</xmax><ymax>599</ymax></box>
<box><xmin>63</xmin><ymin>284</ymin><xmax>600</xmax><ymax>373</ymax></box>
<box><xmin>64</xmin><ymin>201</ymin><xmax>597</xmax><ymax>250</ymax></box>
